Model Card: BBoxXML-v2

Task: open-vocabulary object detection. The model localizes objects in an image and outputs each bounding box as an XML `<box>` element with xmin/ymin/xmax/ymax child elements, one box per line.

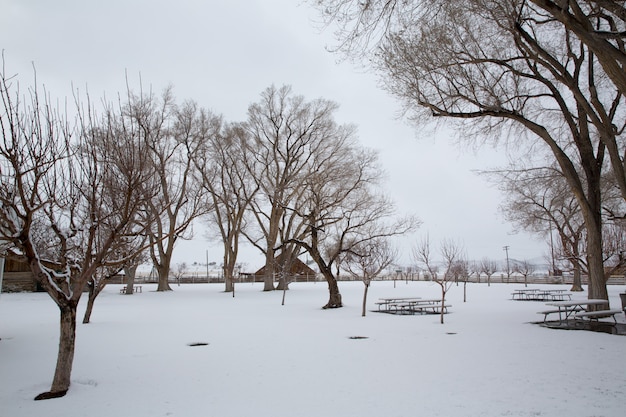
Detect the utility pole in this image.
<box><xmin>503</xmin><ymin>245</ymin><xmax>510</xmax><ymax>282</ymax></box>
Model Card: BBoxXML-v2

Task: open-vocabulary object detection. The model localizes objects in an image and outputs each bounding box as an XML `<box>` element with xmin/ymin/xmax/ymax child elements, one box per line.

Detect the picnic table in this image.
<box><xmin>511</xmin><ymin>289</ymin><xmax>539</xmax><ymax>300</ymax></box>
<box><xmin>512</xmin><ymin>288</ymin><xmax>572</xmax><ymax>302</ymax></box>
<box><xmin>539</xmin><ymin>299</ymin><xmax>610</xmax><ymax>324</ymax></box>
<box><xmin>377</xmin><ymin>297</ymin><xmax>450</xmax><ymax>315</ymax></box>
<box><xmin>375</xmin><ymin>297</ymin><xmax>421</xmax><ymax>311</ymax></box>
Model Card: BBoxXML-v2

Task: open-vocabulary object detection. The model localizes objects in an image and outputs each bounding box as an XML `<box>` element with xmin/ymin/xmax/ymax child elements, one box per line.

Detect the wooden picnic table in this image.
<box><xmin>540</xmin><ymin>299</ymin><xmax>610</xmax><ymax>323</ymax></box>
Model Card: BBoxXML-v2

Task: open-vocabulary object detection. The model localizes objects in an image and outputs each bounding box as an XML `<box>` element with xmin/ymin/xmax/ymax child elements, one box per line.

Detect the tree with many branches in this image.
<box><xmin>191</xmin><ymin>121</ymin><xmax>258</xmax><ymax>293</ymax></box>
<box><xmin>127</xmin><ymin>90</ymin><xmax>208</xmax><ymax>291</ymax></box>
<box><xmin>311</xmin><ymin>0</ymin><xmax>626</xmax><ymax>303</ymax></box>
<box><xmin>0</xmin><ymin>67</ymin><xmax>154</xmax><ymax>399</ymax></box>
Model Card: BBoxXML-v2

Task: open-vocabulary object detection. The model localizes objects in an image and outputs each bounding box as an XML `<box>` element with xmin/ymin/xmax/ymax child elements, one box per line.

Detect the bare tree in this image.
<box><xmin>513</xmin><ymin>260</ymin><xmax>536</xmax><ymax>288</ymax></box>
<box><xmin>486</xmin><ymin>166</ymin><xmax>586</xmax><ymax>290</ymax></box>
<box><xmin>293</xmin><ymin>143</ymin><xmax>419</xmax><ymax>308</ymax></box>
<box><xmin>486</xmin><ymin>165</ymin><xmax>626</xmax><ymax>291</ymax></box>
<box><xmin>479</xmin><ymin>258</ymin><xmax>499</xmax><ymax>287</ymax></box>
<box><xmin>526</xmin><ymin>1</ymin><xmax>626</xmax><ymax>100</ymax></box>
<box><xmin>312</xmin><ymin>0</ymin><xmax>626</xmax><ymax>303</ymax></box>
<box><xmin>451</xmin><ymin>258</ymin><xmax>471</xmax><ymax>301</ymax></box>
<box><xmin>413</xmin><ymin>236</ymin><xmax>459</xmax><ymax>323</ymax></box>
<box><xmin>344</xmin><ymin>238</ymin><xmax>397</xmax><ymax>316</ymax></box>
<box><xmin>83</xmin><ymin>265</ymin><xmax>122</xmax><ymax>324</ymax></box>
<box><xmin>0</xmin><ymin>68</ymin><xmax>152</xmax><ymax>399</ymax></box>
<box><xmin>241</xmin><ymin>85</ymin><xmax>339</xmax><ymax>291</ymax></box>
<box><xmin>172</xmin><ymin>262</ymin><xmax>187</xmax><ymax>286</ymax></box>
<box><xmin>125</xmin><ymin>91</ymin><xmax>208</xmax><ymax>291</ymax></box>
<box><xmin>121</xmin><ymin>249</ymin><xmax>150</xmax><ymax>295</ymax></box>
<box><xmin>190</xmin><ymin>117</ymin><xmax>255</xmax><ymax>293</ymax></box>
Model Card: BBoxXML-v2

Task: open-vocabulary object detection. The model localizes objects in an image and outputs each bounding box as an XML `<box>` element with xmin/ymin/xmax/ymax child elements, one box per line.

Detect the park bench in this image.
<box><xmin>573</xmin><ymin>309</ymin><xmax>623</xmax><ymax>324</ymax></box>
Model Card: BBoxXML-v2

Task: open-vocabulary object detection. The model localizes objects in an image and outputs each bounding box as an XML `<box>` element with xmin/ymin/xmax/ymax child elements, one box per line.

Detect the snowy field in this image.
<box><xmin>0</xmin><ymin>280</ymin><xmax>624</xmax><ymax>417</ymax></box>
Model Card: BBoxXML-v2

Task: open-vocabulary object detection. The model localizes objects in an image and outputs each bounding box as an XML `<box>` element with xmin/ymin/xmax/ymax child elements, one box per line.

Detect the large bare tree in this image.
<box><xmin>486</xmin><ymin>164</ymin><xmax>626</xmax><ymax>290</ymax></box>
<box><xmin>241</xmin><ymin>85</ymin><xmax>352</xmax><ymax>292</ymax></box>
<box><xmin>290</xmin><ymin>134</ymin><xmax>419</xmax><ymax>308</ymax></box>
<box><xmin>127</xmin><ymin>91</ymin><xmax>208</xmax><ymax>291</ymax></box>
<box><xmin>0</xmin><ymin>69</ymin><xmax>152</xmax><ymax>399</ymax></box>
<box><xmin>527</xmin><ymin>1</ymin><xmax>626</xmax><ymax>98</ymax></box>
<box><xmin>311</xmin><ymin>0</ymin><xmax>626</xmax><ymax>303</ymax></box>
<box><xmin>192</xmin><ymin>120</ymin><xmax>258</xmax><ymax>293</ymax></box>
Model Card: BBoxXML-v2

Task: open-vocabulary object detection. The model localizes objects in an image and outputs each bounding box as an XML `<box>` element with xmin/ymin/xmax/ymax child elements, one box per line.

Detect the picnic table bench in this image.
<box><xmin>574</xmin><ymin>309</ymin><xmax>623</xmax><ymax>324</ymax></box>
<box><xmin>538</xmin><ymin>307</ymin><xmax>584</xmax><ymax>323</ymax></box>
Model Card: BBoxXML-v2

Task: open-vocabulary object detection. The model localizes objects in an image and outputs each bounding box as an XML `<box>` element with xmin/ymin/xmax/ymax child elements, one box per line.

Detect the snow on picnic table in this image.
<box><xmin>0</xmin><ymin>281</ymin><xmax>624</xmax><ymax>417</ymax></box>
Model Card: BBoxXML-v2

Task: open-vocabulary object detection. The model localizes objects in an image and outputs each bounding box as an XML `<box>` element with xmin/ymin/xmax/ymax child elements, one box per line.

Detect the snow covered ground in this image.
<box><xmin>0</xmin><ymin>280</ymin><xmax>624</xmax><ymax>417</ymax></box>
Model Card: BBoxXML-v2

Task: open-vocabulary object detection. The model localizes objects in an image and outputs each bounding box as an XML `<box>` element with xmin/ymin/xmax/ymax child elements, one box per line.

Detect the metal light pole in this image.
<box><xmin>503</xmin><ymin>245</ymin><xmax>510</xmax><ymax>283</ymax></box>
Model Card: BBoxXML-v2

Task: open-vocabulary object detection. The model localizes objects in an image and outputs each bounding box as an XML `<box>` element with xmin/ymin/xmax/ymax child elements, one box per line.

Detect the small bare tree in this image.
<box><xmin>172</xmin><ymin>262</ymin><xmax>187</xmax><ymax>286</ymax></box>
<box><xmin>344</xmin><ymin>238</ymin><xmax>397</xmax><ymax>317</ymax></box>
<box><xmin>451</xmin><ymin>258</ymin><xmax>471</xmax><ymax>302</ymax></box>
<box><xmin>413</xmin><ymin>236</ymin><xmax>461</xmax><ymax>324</ymax></box>
<box><xmin>480</xmin><ymin>258</ymin><xmax>499</xmax><ymax>287</ymax></box>
<box><xmin>513</xmin><ymin>260</ymin><xmax>536</xmax><ymax>288</ymax></box>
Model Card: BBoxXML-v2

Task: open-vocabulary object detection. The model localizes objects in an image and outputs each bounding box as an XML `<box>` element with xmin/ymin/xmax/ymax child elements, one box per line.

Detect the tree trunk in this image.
<box><xmin>281</xmin><ymin>283</ymin><xmax>288</xmax><ymax>306</ymax></box>
<box><xmin>439</xmin><ymin>287</ymin><xmax>446</xmax><ymax>324</ymax></box>
<box><xmin>263</xmin><ymin>250</ymin><xmax>275</xmax><ymax>292</ymax></box>
<box><xmin>361</xmin><ymin>282</ymin><xmax>369</xmax><ymax>317</ymax></box>
<box><xmin>83</xmin><ymin>283</ymin><xmax>96</xmax><ymax>324</ymax></box>
<box><xmin>276</xmin><ymin>275</ymin><xmax>290</xmax><ymax>291</ymax></box>
<box><xmin>124</xmin><ymin>264</ymin><xmax>138</xmax><ymax>295</ymax></box>
<box><xmin>586</xmin><ymin>240</ymin><xmax>609</xmax><ymax>304</ymax></box>
<box><xmin>322</xmin><ymin>271</ymin><xmax>342</xmax><ymax>309</ymax></box>
<box><xmin>224</xmin><ymin>272</ymin><xmax>234</xmax><ymax>292</ymax></box>
<box><xmin>223</xmin><ymin>250</ymin><xmax>237</xmax><ymax>293</ymax></box>
<box><xmin>463</xmin><ymin>281</ymin><xmax>467</xmax><ymax>303</ymax></box>
<box><xmin>35</xmin><ymin>304</ymin><xmax>77</xmax><ymax>400</ymax></box>
<box><xmin>223</xmin><ymin>266</ymin><xmax>233</xmax><ymax>293</ymax></box>
<box><xmin>580</xmin><ymin>195</ymin><xmax>609</xmax><ymax>306</ymax></box>
<box><xmin>570</xmin><ymin>265</ymin><xmax>583</xmax><ymax>292</ymax></box>
<box><xmin>156</xmin><ymin>262</ymin><xmax>172</xmax><ymax>291</ymax></box>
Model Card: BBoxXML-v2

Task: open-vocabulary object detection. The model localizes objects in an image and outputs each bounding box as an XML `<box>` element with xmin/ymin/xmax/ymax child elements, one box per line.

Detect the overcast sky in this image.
<box><xmin>1</xmin><ymin>0</ymin><xmax>547</xmax><ymax>269</ymax></box>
